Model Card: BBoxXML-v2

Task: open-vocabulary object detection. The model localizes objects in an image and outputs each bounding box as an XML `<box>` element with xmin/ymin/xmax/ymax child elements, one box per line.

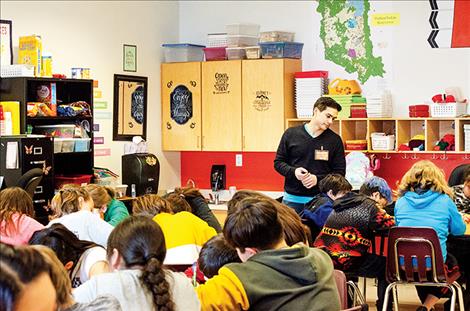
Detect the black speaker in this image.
<box><xmin>122</xmin><ymin>153</ymin><xmax>159</xmax><ymax>196</ymax></box>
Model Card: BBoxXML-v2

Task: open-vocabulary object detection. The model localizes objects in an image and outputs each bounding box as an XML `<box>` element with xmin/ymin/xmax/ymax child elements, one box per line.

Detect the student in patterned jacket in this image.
<box><xmin>314</xmin><ymin>176</ymin><xmax>395</xmax><ymax>311</ymax></box>
<box><xmin>452</xmin><ymin>166</ymin><xmax>470</xmax><ymax>214</ymax></box>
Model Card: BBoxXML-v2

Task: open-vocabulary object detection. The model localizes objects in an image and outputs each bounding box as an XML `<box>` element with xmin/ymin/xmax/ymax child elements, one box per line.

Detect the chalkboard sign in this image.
<box><xmin>170</xmin><ymin>85</ymin><xmax>193</xmax><ymax>125</ymax></box>
<box><xmin>131</xmin><ymin>86</ymin><xmax>145</xmax><ymax>124</ymax></box>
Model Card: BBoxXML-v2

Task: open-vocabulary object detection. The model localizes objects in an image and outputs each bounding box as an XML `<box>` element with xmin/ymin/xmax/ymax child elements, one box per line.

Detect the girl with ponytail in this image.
<box><xmin>73</xmin><ymin>216</ymin><xmax>200</xmax><ymax>311</ymax></box>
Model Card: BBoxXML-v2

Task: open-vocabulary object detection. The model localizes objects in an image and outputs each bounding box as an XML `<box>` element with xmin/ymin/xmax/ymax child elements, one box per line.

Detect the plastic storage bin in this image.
<box><xmin>260</xmin><ymin>31</ymin><xmax>295</xmax><ymax>42</ymax></box>
<box><xmin>345</xmin><ymin>140</ymin><xmax>367</xmax><ymax>150</ymax></box>
<box><xmin>60</xmin><ymin>139</ymin><xmax>75</xmax><ymax>152</ymax></box>
<box><xmin>227</xmin><ymin>35</ymin><xmax>259</xmax><ymax>47</ymax></box>
<box><xmin>430</xmin><ymin>102</ymin><xmax>467</xmax><ymax>117</ymax></box>
<box><xmin>203</xmin><ymin>47</ymin><xmax>227</xmax><ymax>61</ymax></box>
<box><xmin>226</xmin><ymin>47</ymin><xmax>247</xmax><ymax>60</ymax></box>
<box><xmin>245</xmin><ymin>46</ymin><xmax>261</xmax><ymax>59</ymax></box>
<box><xmin>35</xmin><ymin>124</ymin><xmax>75</xmax><ymax>138</ymax></box>
<box><xmin>225</xmin><ymin>23</ymin><xmax>260</xmax><ymax>36</ymax></box>
<box><xmin>74</xmin><ymin>138</ymin><xmax>91</xmax><ymax>152</ymax></box>
<box><xmin>162</xmin><ymin>44</ymin><xmax>205</xmax><ymax>62</ymax></box>
<box><xmin>55</xmin><ymin>174</ymin><xmax>93</xmax><ymax>189</ymax></box>
<box><xmin>260</xmin><ymin>42</ymin><xmax>304</xmax><ymax>59</ymax></box>
<box><xmin>371</xmin><ymin>133</ymin><xmax>395</xmax><ymax>151</ymax></box>
<box><xmin>207</xmin><ymin>33</ymin><xmax>228</xmax><ymax>47</ymax></box>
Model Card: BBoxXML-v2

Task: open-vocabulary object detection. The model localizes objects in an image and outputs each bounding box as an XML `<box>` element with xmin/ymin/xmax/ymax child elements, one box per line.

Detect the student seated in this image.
<box><xmin>0</xmin><ymin>242</ymin><xmax>57</xmax><ymax>311</ymax></box>
<box><xmin>196</xmin><ymin>197</ymin><xmax>340</xmax><ymax>310</ymax></box>
<box><xmin>228</xmin><ymin>190</ymin><xmax>310</xmax><ymax>245</ymax></box>
<box><xmin>314</xmin><ymin>176</ymin><xmax>395</xmax><ymax>310</ymax></box>
<box><xmin>29</xmin><ymin>223</ymin><xmax>109</xmax><ymax>288</ymax></box>
<box><xmin>73</xmin><ymin>216</ymin><xmax>200</xmax><ymax>311</ymax></box>
<box><xmin>452</xmin><ymin>165</ymin><xmax>470</xmax><ymax>214</ymax></box>
<box><xmin>300</xmin><ymin>173</ymin><xmax>352</xmax><ymax>240</ymax></box>
<box><xmin>132</xmin><ymin>194</ymin><xmax>216</xmax><ymax>265</ymax></box>
<box><xmin>395</xmin><ymin>160</ymin><xmax>466</xmax><ymax>311</ymax></box>
<box><xmin>48</xmin><ymin>186</ymin><xmax>114</xmax><ymax>248</ymax></box>
<box><xmin>84</xmin><ymin>184</ymin><xmax>129</xmax><ymax>226</ymax></box>
<box><xmin>166</xmin><ymin>186</ymin><xmax>222</xmax><ymax>232</ymax></box>
<box><xmin>185</xmin><ymin>233</ymin><xmax>241</xmax><ymax>284</ymax></box>
<box><xmin>0</xmin><ymin>187</ymin><xmax>44</xmax><ymax>245</ymax></box>
<box><xmin>32</xmin><ymin>244</ymin><xmax>122</xmax><ymax>311</ymax></box>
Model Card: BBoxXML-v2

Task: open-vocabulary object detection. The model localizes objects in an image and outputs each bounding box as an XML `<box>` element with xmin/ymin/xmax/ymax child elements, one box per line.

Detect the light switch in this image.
<box><xmin>235</xmin><ymin>154</ymin><xmax>243</xmax><ymax>167</ymax></box>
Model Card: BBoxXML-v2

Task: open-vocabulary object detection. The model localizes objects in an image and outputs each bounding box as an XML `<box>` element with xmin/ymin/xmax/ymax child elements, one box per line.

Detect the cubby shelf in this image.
<box><xmin>286</xmin><ymin>117</ymin><xmax>470</xmax><ymax>153</ymax></box>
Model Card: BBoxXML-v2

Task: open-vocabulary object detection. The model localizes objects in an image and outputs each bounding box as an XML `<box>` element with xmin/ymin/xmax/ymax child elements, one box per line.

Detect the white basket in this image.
<box><xmin>371</xmin><ymin>134</ymin><xmax>395</xmax><ymax>151</ymax></box>
<box><xmin>207</xmin><ymin>33</ymin><xmax>228</xmax><ymax>47</ymax></box>
<box><xmin>1</xmin><ymin>64</ymin><xmax>35</xmax><ymax>77</ymax></box>
<box><xmin>430</xmin><ymin>102</ymin><xmax>467</xmax><ymax>117</ymax></box>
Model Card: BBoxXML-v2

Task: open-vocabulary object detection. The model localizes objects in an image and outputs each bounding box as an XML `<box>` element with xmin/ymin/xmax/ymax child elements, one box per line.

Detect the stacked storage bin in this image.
<box><xmin>204</xmin><ymin>33</ymin><xmax>228</xmax><ymax>61</ymax></box>
<box><xmin>325</xmin><ymin>95</ymin><xmax>367</xmax><ymax>119</ymax></box>
<box><xmin>259</xmin><ymin>31</ymin><xmax>303</xmax><ymax>59</ymax></box>
<box><xmin>366</xmin><ymin>91</ymin><xmax>393</xmax><ymax>118</ymax></box>
<box><xmin>225</xmin><ymin>23</ymin><xmax>260</xmax><ymax>60</ymax></box>
<box><xmin>295</xmin><ymin>71</ymin><xmax>328</xmax><ymax>118</ymax></box>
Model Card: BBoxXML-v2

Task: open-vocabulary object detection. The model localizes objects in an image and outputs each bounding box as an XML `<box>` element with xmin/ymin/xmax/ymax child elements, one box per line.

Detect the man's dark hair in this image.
<box><xmin>224</xmin><ymin>197</ymin><xmax>283</xmax><ymax>252</ymax></box>
<box><xmin>314</xmin><ymin>97</ymin><xmax>342</xmax><ymax>112</ymax></box>
<box><xmin>198</xmin><ymin>234</ymin><xmax>241</xmax><ymax>278</ymax></box>
<box><xmin>319</xmin><ymin>174</ymin><xmax>352</xmax><ymax>195</ymax></box>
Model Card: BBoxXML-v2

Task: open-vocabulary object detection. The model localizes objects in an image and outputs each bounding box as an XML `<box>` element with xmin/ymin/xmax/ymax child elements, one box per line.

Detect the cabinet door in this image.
<box><xmin>161</xmin><ymin>62</ymin><xmax>202</xmax><ymax>151</ymax></box>
<box><xmin>202</xmin><ymin>60</ymin><xmax>242</xmax><ymax>151</ymax></box>
<box><xmin>242</xmin><ymin>59</ymin><xmax>299</xmax><ymax>151</ymax></box>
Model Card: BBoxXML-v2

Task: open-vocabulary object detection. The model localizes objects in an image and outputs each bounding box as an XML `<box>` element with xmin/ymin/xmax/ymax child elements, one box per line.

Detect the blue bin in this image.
<box><xmin>259</xmin><ymin>42</ymin><xmax>303</xmax><ymax>59</ymax></box>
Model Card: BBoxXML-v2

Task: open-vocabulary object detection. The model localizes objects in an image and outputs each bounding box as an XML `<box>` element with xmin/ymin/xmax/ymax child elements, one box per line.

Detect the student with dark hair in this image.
<box><xmin>84</xmin><ymin>184</ymin><xmax>129</xmax><ymax>226</ymax></box>
<box><xmin>29</xmin><ymin>223</ymin><xmax>109</xmax><ymax>288</ymax></box>
<box><xmin>274</xmin><ymin>97</ymin><xmax>346</xmax><ymax>214</ymax></box>
<box><xmin>301</xmin><ymin>173</ymin><xmax>352</xmax><ymax>239</ymax></box>
<box><xmin>166</xmin><ymin>186</ymin><xmax>222</xmax><ymax>232</ymax></box>
<box><xmin>196</xmin><ymin>197</ymin><xmax>340</xmax><ymax>310</ymax></box>
<box><xmin>73</xmin><ymin>216</ymin><xmax>200</xmax><ymax>311</ymax></box>
<box><xmin>227</xmin><ymin>189</ymin><xmax>310</xmax><ymax>245</ymax></box>
<box><xmin>314</xmin><ymin>176</ymin><xmax>395</xmax><ymax>310</ymax></box>
<box><xmin>0</xmin><ymin>242</ymin><xmax>57</xmax><ymax>311</ymax></box>
<box><xmin>132</xmin><ymin>194</ymin><xmax>216</xmax><ymax>265</ymax></box>
<box><xmin>0</xmin><ymin>187</ymin><xmax>44</xmax><ymax>245</ymax></box>
<box><xmin>359</xmin><ymin>176</ymin><xmax>393</xmax><ymax>209</ymax></box>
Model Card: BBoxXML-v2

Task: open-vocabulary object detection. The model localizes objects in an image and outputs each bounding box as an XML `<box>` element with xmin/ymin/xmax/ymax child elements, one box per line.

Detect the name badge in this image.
<box><xmin>315</xmin><ymin>149</ymin><xmax>329</xmax><ymax>161</ymax></box>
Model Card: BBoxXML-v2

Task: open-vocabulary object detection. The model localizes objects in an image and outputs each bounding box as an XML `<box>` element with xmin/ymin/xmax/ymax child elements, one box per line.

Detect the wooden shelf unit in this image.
<box><xmin>286</xmin><ymin>117</ymin><xmax>470</xmax><ymax>153</ymax></box>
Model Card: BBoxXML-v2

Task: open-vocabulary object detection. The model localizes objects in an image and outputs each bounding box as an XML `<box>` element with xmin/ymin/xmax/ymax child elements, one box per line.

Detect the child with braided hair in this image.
<box><xmin>73</xmin><ymin>215</ymin><xmax>200</xmax><ymax>311</ymax></box>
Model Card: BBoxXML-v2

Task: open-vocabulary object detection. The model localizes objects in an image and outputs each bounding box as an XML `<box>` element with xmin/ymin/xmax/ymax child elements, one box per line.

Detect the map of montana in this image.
<box><xmin>317</xmin><ymin>0</ymin><xmax>385</xmax><ymax>83</ymax></box>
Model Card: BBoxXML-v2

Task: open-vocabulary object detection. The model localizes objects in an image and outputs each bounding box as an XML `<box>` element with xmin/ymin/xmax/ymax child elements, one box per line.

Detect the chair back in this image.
<box><xmin>334</xmin><ymin>269</ymin><xmax>348</xmax><ymax>310</ymax></box>
<box><xmin>385</xmin><ymin>226</ymin><xmax>447</xmax><ymax>284</ymax></box>
<box><xmin>16</xmin><ymin>168</ymin><xmax>44</xmax><ymax>198</ymax></box>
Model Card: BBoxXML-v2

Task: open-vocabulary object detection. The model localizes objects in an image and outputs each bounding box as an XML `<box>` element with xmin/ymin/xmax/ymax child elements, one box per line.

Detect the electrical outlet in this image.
<box><xmin>235</xmin><ymin>154</ymin><xmax>243</xmax><ymax>167</ymax></box>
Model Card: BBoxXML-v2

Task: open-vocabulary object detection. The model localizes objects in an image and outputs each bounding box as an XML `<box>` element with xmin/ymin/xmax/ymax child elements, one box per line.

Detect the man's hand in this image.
<box><xmin>295</xmin><ymin>167</ymin><xmax>317</xmax><ymax>189</ymax></box>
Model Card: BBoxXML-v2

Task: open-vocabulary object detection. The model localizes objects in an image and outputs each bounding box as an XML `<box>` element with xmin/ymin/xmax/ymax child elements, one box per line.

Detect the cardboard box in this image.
<box><xmin>18</xmin><ymin>35</ymin><xmax>42</xmax><ymax>76</ymax></box>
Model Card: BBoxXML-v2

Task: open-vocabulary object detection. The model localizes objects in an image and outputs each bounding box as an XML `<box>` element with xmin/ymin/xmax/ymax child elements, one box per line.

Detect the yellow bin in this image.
<box><xmin>0</xmin><ymin>101</ymin><xmax>21</xmax><ymax>134</ymax></box>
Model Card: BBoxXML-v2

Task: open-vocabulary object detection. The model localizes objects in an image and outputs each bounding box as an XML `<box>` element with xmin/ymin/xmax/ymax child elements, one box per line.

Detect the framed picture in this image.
<box><xmin>123</xmin><ymin>44</ymin><xmax>137</xmax><ymax>72</ymax></box>
<box><xmin>113</xmin><ymin>74</ymin><xmax>148</xmax><ymax>141</ymax></box>
<box><xmin>0</xmin><ymin>20</ymin><xmax>13</xmax><ymax>65</ymax></box>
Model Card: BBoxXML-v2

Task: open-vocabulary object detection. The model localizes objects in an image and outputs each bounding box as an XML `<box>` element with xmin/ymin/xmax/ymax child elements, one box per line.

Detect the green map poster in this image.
<box><xmin>317</xmin><ymin>0</ymin><xmax>385</xmax><ymax>84</ymax></box>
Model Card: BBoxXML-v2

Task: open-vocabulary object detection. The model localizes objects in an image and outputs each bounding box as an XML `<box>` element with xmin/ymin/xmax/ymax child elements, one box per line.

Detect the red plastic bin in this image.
<box><xmin>203</xmin><ymin>47</ymin><xmax>227</xmax><ymax>61</ymax></box>
<box><xmin>55</xmin><ymin>174</ymin><xmax>93</xmax><ymax>189</ymax></box>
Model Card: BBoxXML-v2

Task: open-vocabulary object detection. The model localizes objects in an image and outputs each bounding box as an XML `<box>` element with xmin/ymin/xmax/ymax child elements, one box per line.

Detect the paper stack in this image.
<box><xmin>366</xmin><ymin>91</ymin><xmax>393</xmax><ymax>118</ymax></box>
<box><xmin>295</xmin><ymin>71</ymin><xmax>328</xmax><ymax>118</ymax></box>
<box><xmin>465</xmin><ymin>124</ymin><xmax>470</xmax><ymax>152</ymax></box>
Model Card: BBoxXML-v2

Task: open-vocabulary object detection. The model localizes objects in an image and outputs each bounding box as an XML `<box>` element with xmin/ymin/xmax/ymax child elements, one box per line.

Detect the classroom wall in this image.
<box><xmin>178</xmin><ymin>1</ymin><xmax>470</xmax><ymax>190</ymax></box>
<box><xmin>0</xmin><ymin>1</ymin><xmax>182</xmax><ymax>191</ymax></box>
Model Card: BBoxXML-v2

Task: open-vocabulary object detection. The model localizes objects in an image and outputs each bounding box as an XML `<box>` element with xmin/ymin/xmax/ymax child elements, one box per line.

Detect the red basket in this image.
<box><xmin>55</xmin><ymin>174</ymin><xmax>93</xmax><ymax>189</ymax></box>
<box><xmin>203</xmin><ymin>47</ymin><xmax>227</xmax><ymax>61</ymax></box>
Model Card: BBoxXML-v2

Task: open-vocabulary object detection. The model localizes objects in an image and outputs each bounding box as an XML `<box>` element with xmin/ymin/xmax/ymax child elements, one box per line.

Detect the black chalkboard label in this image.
<box><xmin>131</xmin><ymin>85</ymin><xmax>145</xmax><ymax>124</ymax></box>
<box><xmin>170</xmin><ymin>85</ymin><xmax>193</xmax><ymax>125</ymax></box>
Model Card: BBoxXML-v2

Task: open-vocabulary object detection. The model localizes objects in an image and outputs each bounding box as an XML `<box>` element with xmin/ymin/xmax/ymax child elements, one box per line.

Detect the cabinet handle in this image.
<box><xmin>190</xmin><ymin>80</ymin><xmax>197</xmax><ymax>87</ymax></box>
<box><xmin>197</xmin><ymin>136</ymin><xmax>200</xmax><ymax>148</ymax></box>
<box><xmin>167</xmin><ymin>81</ymin><xmax>173</xmax><ymax>88</ymax></box>
<box><xmin>166</xmin><ymin>122</ymin><xmax>172</xmax><ymax>130</ymax></box>
<box><xmin>34</xmin><ymin>186</ymin><xmax>43</xmax><ymax>194</ymax></box>
<box><xmin>243</xmin><ymin>136</ymin><xmax>246</xmax><ymax>149</ymax></box>
<box><xmin>201</xmin><ymin>136</ymin><xmax>204</xmax><ymax>149</ymax></box>
<box><xmin>190</xmin><ymin>122</ymin><xmax>196</xmax><ymax>129</ymax></box>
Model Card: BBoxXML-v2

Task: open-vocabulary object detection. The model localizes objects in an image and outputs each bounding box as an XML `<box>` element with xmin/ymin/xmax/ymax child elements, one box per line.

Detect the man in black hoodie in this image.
<box><xmin>196</xmin><ymin>197</ymin><xmax>340</xmax><ymax>310</ymax></box>
<box><xmin>314</xmin><ymin>181</ymin><xmax>395</xmax><ymax>310</ymax></box>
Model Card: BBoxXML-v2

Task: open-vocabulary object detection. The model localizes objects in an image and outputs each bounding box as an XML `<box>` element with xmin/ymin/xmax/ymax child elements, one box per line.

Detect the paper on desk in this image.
<box><xmin>5</xmin><ymin>141</ymin><xmax>18</xmax><ymax>169</ymax></box>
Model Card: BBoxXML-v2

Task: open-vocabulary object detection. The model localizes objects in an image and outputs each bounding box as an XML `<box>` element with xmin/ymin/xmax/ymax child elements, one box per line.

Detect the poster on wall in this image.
<box><xmin>428</xmin><ymin>0</ymin><xmax>470</xmax><ymax>48</ymax></box>
<box><xmin>0</xmin><ymin>20</ymin><xmax>13</xmax><ymax>65</ymax></box>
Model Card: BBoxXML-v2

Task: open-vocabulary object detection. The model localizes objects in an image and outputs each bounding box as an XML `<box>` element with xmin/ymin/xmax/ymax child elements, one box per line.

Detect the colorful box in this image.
<box><xmin>18</xmin><ymin>35</ymin><xmax>42</xmax><ymax>77</ymax></box>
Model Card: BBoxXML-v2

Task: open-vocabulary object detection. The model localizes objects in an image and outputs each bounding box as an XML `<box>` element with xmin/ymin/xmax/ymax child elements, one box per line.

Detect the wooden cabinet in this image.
<box><xmin>286</xmin><ymin>117</ymin><xmax>470</xmax><ymax>153</ymax></box>
<box><xmin>242</xmin><ymin>59</ymin><xmax>301</xmax><ymax>151</ymax></box>
<box><xmin>202</xmin><ymin>60</ymin><xmax>242</xmax><ymax>151</ymax></box>
<box><xmin>161</xmin><ymin>62</ymin><xmax>202</xmax><ymax>151</ymax></box>
<box><xmin>161</xmin><ymin>59</ymin><xmax>301</xmax><ymax>151</ymax></box>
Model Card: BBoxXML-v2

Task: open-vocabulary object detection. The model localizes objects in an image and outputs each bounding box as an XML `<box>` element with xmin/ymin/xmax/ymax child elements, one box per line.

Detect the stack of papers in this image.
<box><xmin>295</xmin><ymin>77</ymin><xmax>327</xmax><ymax>118</ymax></box>
<box><xmin>464</xmin><ymin>124</ymin><xmax>470</xmax><ymax>151</ymax></box>
<box><xmin>366</xmin><ymin>92</ymin><xmax>392</xmax><ymax>118</ymax></box>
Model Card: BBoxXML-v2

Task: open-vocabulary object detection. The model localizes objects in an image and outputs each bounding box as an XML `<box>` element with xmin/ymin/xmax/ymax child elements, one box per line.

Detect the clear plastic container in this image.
<box><xmin>245</xmin><ymin>46</ymin><xmax>260</xmax><ymax>59</ymax></box>
<box><xmin>226</xmin><ymin>47</ymin><xmax>247</xmax><ymax>60</ymax></box>
<box><xmin>227</xmin><ymin>35</ymin><xmax>259</xmax><ymax>47</ymax></box>
<box><xmin>35</xmin><ymin>124</ymin><xmax>75</xmax><ymax>138</ymax></box>
<box><xmin>207</xmin><ymin>33</ymin><xmax>228</xmax><ymax>47</ymax></box>
<box><xmin>260</xmin><ymin>31</ymin><xmax>295</xmax><ymax>42</ymax></box>
<box><xmin>74</xmin><ymin>138</ymin><xmax>91</xmax><ymax>152</ymax></box>
<box><xmin>259</xmin><ymin>42</ymin><xmax>304</xmax><ymax>59</ymax></box>
<box><xmin>60</xmin><ymin>139</ymin><xmax>75</xmax><ymax>152</ymax></box>
<box><xmin>162</xmin><ymin>44</ymin><xmax>205</xmax><ymax>62</ymax></box>
<box><xmin>225</xmin><ymin>23</ymin><xmax>260</xmax><ymax>36</ymax></box>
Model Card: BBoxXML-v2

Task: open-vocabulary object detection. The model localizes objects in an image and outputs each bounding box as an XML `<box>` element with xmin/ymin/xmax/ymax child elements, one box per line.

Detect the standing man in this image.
<box><xmin>274</xmin><ymin>97</ymin><xmax>346</xmax><ymax>214</ymax></box>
